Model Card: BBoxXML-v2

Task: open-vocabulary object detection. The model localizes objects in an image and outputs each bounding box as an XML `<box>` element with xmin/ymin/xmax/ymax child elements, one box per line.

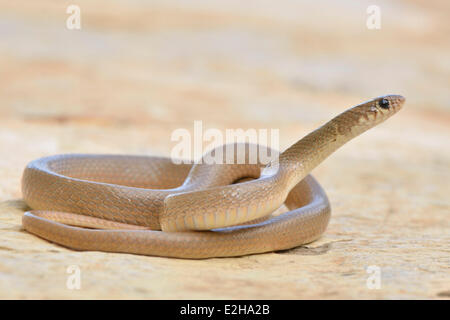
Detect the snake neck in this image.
<box><xmin>263</xmin><ymin>108</ymin><xmax>377</xmax><ymax>191</ymax></box>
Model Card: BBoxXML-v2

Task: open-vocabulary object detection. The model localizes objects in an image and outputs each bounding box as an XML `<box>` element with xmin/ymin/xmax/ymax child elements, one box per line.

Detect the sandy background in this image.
<box><xmin>0</xmin><ymin>0</ymin><xmax>448</xmax><ymax>299</ymax></box>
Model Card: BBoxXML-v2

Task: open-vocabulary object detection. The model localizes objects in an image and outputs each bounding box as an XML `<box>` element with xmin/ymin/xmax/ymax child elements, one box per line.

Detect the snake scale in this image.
<box><xmin>21</xmin><ymin>95</ymin><xmax>405</xmax><ymax>258</ymax></box>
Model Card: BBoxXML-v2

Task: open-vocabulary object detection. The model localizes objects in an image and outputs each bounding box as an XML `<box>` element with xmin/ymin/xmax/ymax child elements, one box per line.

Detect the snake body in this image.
<box><xmin>22</xmin><ymin>95</ymin><xmax>405</xmax><ymax>258</ymax></box>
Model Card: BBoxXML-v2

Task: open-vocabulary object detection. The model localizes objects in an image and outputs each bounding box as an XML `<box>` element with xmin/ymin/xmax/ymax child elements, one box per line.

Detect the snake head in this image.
<box><xmin>375</xmin><ymin>94</ymin><xmax>405</xmax><ymax>111</ymax></box>
<box><xmin>367</xmin><ymin>94</ymin><xmax>405</xmax><ymax>118</ymax></box>
<box><xmin>333</xmin><ymin>94</ymin><xmax>405</xmax><ymax>136</ymax></box>
<box><xmin>351</xmin><ymin>94</ymin><xmax>405</xmax><ymax>127</ymax></box>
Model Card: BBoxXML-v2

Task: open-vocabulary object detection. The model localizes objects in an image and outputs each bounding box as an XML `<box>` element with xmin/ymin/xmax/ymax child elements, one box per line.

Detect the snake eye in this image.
<box><xmin>379</xmin><ymin>98</ymin><xmax>390</xmax><ymax>109</ymax></box>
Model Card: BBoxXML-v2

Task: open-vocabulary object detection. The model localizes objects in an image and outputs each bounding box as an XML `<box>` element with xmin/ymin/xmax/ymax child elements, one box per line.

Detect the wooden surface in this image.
<box><xmin>0</xmin><ymin>0</ymin><xmax>449</xmax><ymax>299</ymax></box>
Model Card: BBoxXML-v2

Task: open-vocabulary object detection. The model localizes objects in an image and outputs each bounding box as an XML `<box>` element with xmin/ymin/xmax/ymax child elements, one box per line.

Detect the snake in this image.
<box><xmin>21</xmin><ymin>95</ymin><xmax>405</xmax><ymax>258</ymax></box>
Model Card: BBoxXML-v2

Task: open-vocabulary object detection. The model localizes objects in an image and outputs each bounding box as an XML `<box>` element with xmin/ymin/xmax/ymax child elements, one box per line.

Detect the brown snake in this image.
<box><xmin>21</xmin><ymin>95</ymin><xmax>405</xmax><ymax>258</ymax></box>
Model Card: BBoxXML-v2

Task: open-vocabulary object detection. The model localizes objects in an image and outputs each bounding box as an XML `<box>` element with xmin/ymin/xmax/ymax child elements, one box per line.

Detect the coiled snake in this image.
<box><xmin>21</xmin><ymin>95</ymin><xmax>405</xmax><ymax>258</ymax></box>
